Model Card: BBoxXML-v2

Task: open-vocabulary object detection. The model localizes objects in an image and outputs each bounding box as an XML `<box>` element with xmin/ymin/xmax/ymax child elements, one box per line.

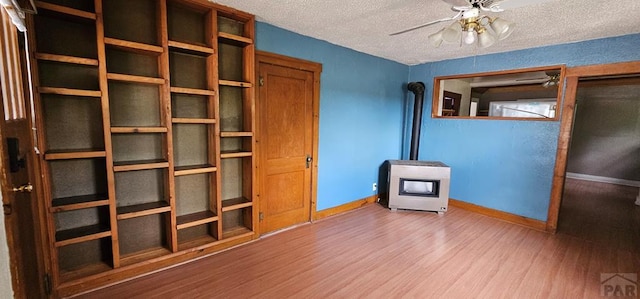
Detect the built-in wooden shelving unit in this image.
<box><xmin>27</xmin><ymin>0</ymin><xmax>256</xmax><ymax>296</ymax></box>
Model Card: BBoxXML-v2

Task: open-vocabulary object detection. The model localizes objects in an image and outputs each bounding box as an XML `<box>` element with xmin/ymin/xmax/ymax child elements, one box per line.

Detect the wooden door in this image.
<box><xmin>0</xmin><ymin>10</ymin><xmax>46</xmax><ymax>298</ymax></box>
<box><xmin>257</xmin><ymin>53</ymin><xmax>320</xmax><ymax>234</ymax></box>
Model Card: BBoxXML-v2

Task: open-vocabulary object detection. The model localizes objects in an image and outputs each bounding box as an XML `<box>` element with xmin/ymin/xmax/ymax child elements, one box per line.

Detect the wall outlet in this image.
<box><xmin>372</xmin><ymin>183</ymin><xmax>377</xmax><ymax>192</ymax></box>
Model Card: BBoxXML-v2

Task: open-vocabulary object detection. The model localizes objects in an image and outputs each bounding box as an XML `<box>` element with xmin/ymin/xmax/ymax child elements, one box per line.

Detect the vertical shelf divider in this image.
<box><xmin>242</xmin><ymin>18</ymin><xmax>257</xmax><ymax>233</ymax></box>
<box><xmin>95</xmin><ymin>0</ymin><xmax>120</xmax><ymax>268</ymax></box>
<box><xmin>24</xmin><ymin>10</ymin><xmax>61</xmax><ymax>287</ymax></box>
<box><xmin>209</xmin><ymin>9</ymin><xmax>223</xmax><ymax>241</ymax></box>
<box><xmin>158</xmin><ymin>0</ymin><xmax>178</xmax><ymax>253</ymax></box>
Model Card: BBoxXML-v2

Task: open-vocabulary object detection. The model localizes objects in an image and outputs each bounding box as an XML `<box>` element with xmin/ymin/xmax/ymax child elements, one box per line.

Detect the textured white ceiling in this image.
<box><xmin>211</xmin><ymin>0</ymin><xmax>640</xmax><ymax>65</ymax></box>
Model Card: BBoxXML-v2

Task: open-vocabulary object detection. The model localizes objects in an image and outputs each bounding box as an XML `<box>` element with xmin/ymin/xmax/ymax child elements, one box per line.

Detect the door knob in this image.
<box><xmin>12</xmin><ymin>183</ymin><xmax>33</xmax><ymax>193</ymax></box>
<box><xmin>306</xmin><ymin>155</ymin><xmax>312</xmax><ymax>168</ymax></box>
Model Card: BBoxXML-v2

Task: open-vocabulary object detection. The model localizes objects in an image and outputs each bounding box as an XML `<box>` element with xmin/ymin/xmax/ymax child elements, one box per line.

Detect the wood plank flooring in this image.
<box><xmin>559</xmin><ymin>178</ymin><xmax>640</xmax><ymax>253</ymax></box>
<box><xmin>78</xmin><ymin>185</ymin><xmax>640</xmax><ymax>298</ymax></box>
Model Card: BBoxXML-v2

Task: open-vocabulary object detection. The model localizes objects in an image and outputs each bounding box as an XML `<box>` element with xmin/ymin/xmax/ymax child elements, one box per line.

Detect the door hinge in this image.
<box><xmin>44</xmin><ymin>273</ymin><xmax>52</xmax><ymax>295</ymax></box>
<box><xmin>259</xmin><ymin>212</ymin><xmax>264</xmax><ymax>221</ymax></box>
<box><xmin>2</xmin><ymin>204</ymin><xmax>11</xmax><ymax>215</ymax></box>
<box><xmin>259</xmin><ymin>76</ymin><xmax>264</xmax><ymax>87</ymax></box>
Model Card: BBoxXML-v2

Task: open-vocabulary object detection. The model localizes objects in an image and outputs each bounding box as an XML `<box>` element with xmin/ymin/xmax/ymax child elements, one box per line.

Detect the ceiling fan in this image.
<box><xmin>513</xmin><ymin>71</ymin><xmax>562</xmax><ymax>88</ymax></box>
<box><xmin>391</xmin><ymin>0</ymin><xmax>551</xmax><ymax>48</ymax></box>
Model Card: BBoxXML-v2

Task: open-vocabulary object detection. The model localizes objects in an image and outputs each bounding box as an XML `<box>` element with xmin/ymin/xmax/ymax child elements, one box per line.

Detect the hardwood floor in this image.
<box><xmin>78</xmin><ymin>195</ymin><xmax>639</xmax><ymax>298</ymax></box>
<box><xmin>559</xmin><ymin>178</ymin><xmax>640</xmax><ymax>253</ymax></box>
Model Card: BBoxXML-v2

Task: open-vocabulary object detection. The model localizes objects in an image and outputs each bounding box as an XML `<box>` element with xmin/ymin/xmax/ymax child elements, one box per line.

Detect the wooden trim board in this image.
<box><xmin>315</xmin><ymin>195</ymin><xmax>378</xmax><ymax>221</ymax></box>
<box><xmin>449</xmin><ymin>198</ymin><xmax>547</xmax><ymax>232</ymax></box>
<box><xmin>60</xmin><ymin>234</ymin><xmax>256</xmax><ymax>297</ymax></box>
<box><xmin>314</xmin><ymin>195</ymin><xmax>547</xmax><ymax>233</ymax></box>
<box><xmin>566</xmin><ymin>172</ymin><xmax>640</xmax><ymax>188</ymax></box>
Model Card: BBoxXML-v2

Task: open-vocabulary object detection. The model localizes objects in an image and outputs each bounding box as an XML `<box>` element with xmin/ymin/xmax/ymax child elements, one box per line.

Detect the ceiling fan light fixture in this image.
<box><xmin>428</xmin><ymin>29</ymin><xmax>445</xmax><ymax>47</ymax></box>
<box><xmin>441</xmin><ymin>22</ymin><xmax>462</xmax><ymax>43</ymax></box>
<box><xmin>393</xmin><ymin>0</ymin><xmax>520</xmax><ymax>50</ymax></box>
<box><xmin>463</xmin><ymin>30</ymin><xmax>475</xmax><ymax>44</ymax></box>
<box><xmin>477</xmin><ymin>29</ymin><xmax>496</xmax><ymax>48</ymax></box>
<box><xmin>542</xmin><ymin>73</ymin><xmax>560</xmax><ymax>88</ymax></box>
<box><xmin>490</xmin><ymin>17</ymin><xmax>515</xmax><ymax>40</ymax></box>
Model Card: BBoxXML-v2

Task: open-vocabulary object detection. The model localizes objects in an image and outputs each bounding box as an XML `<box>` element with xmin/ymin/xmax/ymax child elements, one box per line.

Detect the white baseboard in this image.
<box><xmin>566</xmin><ymin>172</ymin><xmax>640</xmax><ymax>188</ymax></box>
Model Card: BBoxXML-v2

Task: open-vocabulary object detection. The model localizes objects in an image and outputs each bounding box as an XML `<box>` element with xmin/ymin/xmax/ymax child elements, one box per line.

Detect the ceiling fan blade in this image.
<box><xmin>441</xmin><ymin>0</ymin><xmax>471</xmax><ymax>7</ymax></box>
<box><xmin>389</xmin><ymin>12</ymin><xmax>462</xmax><ymax>36</ymax></box>
<box><xmin>489</xmin><ymin>0</ymin><xmax>554</xmax><ymax>10</ymax></box>
<box><xmin>515</xmin><ymin>77</ymin><xmax>548</xmax><ymax>81</ymax></box>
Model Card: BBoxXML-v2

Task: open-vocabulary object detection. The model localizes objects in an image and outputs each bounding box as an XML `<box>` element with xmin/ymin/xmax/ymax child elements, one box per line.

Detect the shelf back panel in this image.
<box><xmin>103</xmin><ymin>0</ymin><xmax>159</xmax><ymax>45</ymax></box>
<box><xmin>43</xmin><ymin>94</ymin><xmax>105</xmax><ymax>151</ymax></box>
<box><xmin>219</xmin><ymin>86</ymin><xmax>243</xmax><ymax>131</ymax></box>
<box><xmin>114</xmin><ymin>169</ymin><xmax>166</xmax><ymax>208</ymax></box>
<box><xmin>39</xmin><ymin>61</ymin><xmax>99</xmax><ymax>90</ymax></box>
<box><xmin>58</xmin><ymin>238</ymin><xmax>112</xmax><ymax>275</ymax></box>
<box><xmin>175</xmin><ymin>173</ymin><xmax>213</xmax><ymax>216</ymax></box>
<box><xmin>171</xmin><ymin>94</ymin><xmax>209</xmax><ymax>119</ymax></box>
<box><xmin>108</xmin><ymin>82</ymin><xmax>162</xmax><ymax>127</ymax></box>
<box><xmin>49</xmin><ymin>159</ymin><xmax>108</xmax><ymax>199</ymax></box>
<box><xmin>54</xmin><ymin>206</ymin><xmax>110</xmax><ymax>233</ymax></box>
<box><xmin>34</xmin><ymin>14</ymin><xmax>97</xmax><ymax>58</ymax></box>
<box><xmin>167</xmin><ymin>3</ymin><xmax>208</xmax><ymax>45</ymax></box>
<box><xmin>106</xmin><ymin>48</ymin><xmax>159</xmax><ymax>78</ymax></box>
<box><xmin>173</xmin><ymin>123</ymin><xmax>210</xmax><ymax>167</ymax></box>
<box><xmin>117</xmin><ymin>214</ymin><xmax>167</xmax><ymax>256</ymax></box>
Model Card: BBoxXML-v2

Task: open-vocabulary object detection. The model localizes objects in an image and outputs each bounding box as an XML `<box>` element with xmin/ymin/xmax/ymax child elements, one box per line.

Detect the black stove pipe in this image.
<box><xmin>407</xmin><ymin>82</ymin><xmax>425</xmax><ymax>160</ymax></box>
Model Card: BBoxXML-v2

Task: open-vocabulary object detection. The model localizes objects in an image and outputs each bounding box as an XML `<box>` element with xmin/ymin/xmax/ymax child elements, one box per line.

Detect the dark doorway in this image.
<box><xmin>443</xmin><ymin>91</ymin><xmax>461</xmax><ymax>116</ymax></box>
<box><xmin>557</xmin><ymin>75</ymin><xmax>640</xmax><ymax>253</ymax></box>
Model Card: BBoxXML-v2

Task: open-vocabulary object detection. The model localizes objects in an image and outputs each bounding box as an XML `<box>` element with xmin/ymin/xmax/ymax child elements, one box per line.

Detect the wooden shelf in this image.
<box><xmin>176</xmin><ymin>211</ymin><xmax>218</xmax><ymax>230</ymax></box>
<box><xmin>168</xmin><ymin>40</ymin><xmax>214</xmax><ymax>55</ymax></box>
<box><xmin>104</xmin><ymin>37</ymin><xmax>163</xmax><ymax>55</ymax></box>
<box><xmin>170</xmin><ymin>86</ymin><xmax>215</xmax><ymax>96</ymax></box>
<box><xmin>107</xmin><ymin>73</ymin><xmax>165</xmax><ymax>85</ymax></box>
<box><xmin>218</xmin><ymin>32</ymin><xmax>253</xmax><ymax>46</ymax></box>
<box><xmin>36</xmin><ymin>1</ymin><xmax>96</xmax><ymax>20</ymax></box>
<box><xmin>51</xmin><ymin>194</ymin><xmax>109</xmax><ymax>213</ymax></box>
<box><xmin>177</xmin><ymin>235</ymin><xmax>218</xmax><ymax>252</ymax></box>
<box><xmin>116</xmin><ymin>201</ymin><xmax>171</xmax><ymax>220</ymax></box>
<box><xmin>111</xmin><ymin>127</ymin><xmax>168</xmax><ymax>134</ymax></box>
<box><xmin>220</xmin><ymin>132</ymin><xmax>252</xmax><ymax>137</ymax></box>
<box><xmin>218</xmin><ymin>80</ymin><xmax>253</xmax><ymax>88</ymax></box>
<box><xmin>113</xmin><ymin>160</ymin><xmax>169</xmax><ymax>172</ymax></box>
<box><xmin>35</xmin><ymin>53</ymin><xmax>98</xmax><ymax>66</ymax></box>
<box><xmin>174</xmin><ymin>164</ymin><xmax>217</xmax><ymax>176</ymax></box>
<box><xmin>59</xmin><ymin>262</ymin><xmax>112</xmax><ymax>284</ymax></box>
<box><xmin>55</xmin><ymin>224</ymin><xmax>111</xmax><ymax>247</ymax></box>
<box><xmin>221</xmin><ymin>197</ymin><xmax>252</xmax><ymax>212</ymax></box>
<box><xmin>172</xmin><ymin>118</ymin><xmax>216</xmax><ymax>124</ymax></box>
<box><xmin>38</xmin><ymin>87</ymin><xmax>101</xmax><ymax>98</ymax></box>
<box><xmin>222</xmin><ymin>226</ymin><xmax>253</xmax><ymax>239</ymax></box>
<box><xmin>119</xmin><ymin>247</ymin><xmax>172</xmax><ymax>268</ymax></box>
<box><xmin>45</xmin><ymin>150</ymin><xmax>106</xmax><ymax>161</ymax></box>
<box><xmin>220</xmin><ymin>151</ymin><xmax>252</xmax><ymax>159</ymax></box>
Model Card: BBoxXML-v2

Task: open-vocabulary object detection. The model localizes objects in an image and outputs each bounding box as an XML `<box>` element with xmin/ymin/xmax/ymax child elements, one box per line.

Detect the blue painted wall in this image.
<box><xmin>255</xmin><ymin>22</ymin><xmax>639</xmax><ymax>219</ymax></box>
<box><xmin>408</xmin><ymin>34</ymin><xmax>640</xmax><ymax>221</ymax></box>
<box><xmin>256</xmin><ymin>23</ymin><xmax>409</xmax><ymax>210</ymax></box>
